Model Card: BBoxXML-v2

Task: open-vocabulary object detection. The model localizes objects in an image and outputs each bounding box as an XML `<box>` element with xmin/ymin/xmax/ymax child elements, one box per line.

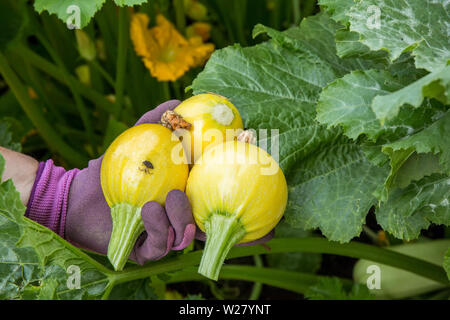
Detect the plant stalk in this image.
<box><xmin>173</xmin><ymin>0</ymin><xmax>186</xmax><ymax>35</ymax></box>
<box><xmin>108</xmin><ymin>203</ymin><xmax>145</xmax><ymax>271</ymax></box>
<box><xmin>11</xmin><ymin>44</ymin><xmax>114</xmax><ymax>113</ymax></box>
<box><xmin>109</xmin><ymin>238</ymin><xmax>450</xmax><ymax>286</ymax></box>
<box><xmin>0</xmin><ymin>53</ymin><xmax>88</xmax><ymax>167</ymax></box>
<box><xmin>198</xmin><ymin>214</ymin><xmax>246</xmax><ymax>280</ymax></box>
<box><xmin>114</xmin><ymin>7</ymin><xmax>129</xmax><ymax>120</ymax></box>
<box><xmin>249</xmin><ymin>255</ymin><xmax>263</xmax><ymax>300</ymax></box>
<box><xmin>35</xmin><ymin>32</ymin><xmax>97</xmax><ymax>156</ymax></box>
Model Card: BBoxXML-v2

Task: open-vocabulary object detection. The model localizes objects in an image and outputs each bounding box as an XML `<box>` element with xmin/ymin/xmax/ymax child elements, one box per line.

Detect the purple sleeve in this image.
<box><xmin>25</xmin><ymin>160</ymin><xmax>80</xmax><ymax>238</ymax></box>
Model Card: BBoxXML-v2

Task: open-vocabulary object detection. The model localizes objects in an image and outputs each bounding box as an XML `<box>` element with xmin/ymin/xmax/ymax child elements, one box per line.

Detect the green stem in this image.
<box><xmin>166</xmin><ymin>266</ymin><xmax>350</xmax><ymax>295</ymax></box>
<box><xmin>108</xmin><ymin>203</ymin><xmax>145</xmax><ymax>271</ymax></box>
<box><xmin>292</xmin><ymin>0</ymin><xmax>301</xmax><ymax>25</ymax></box>
<box><xmin>12</xmin><ymin>44</ymin><xmax>114</xmax><ymax>113</ymax></box>
<box><xmin>303</xmin><ymin>0</ymin><xmax>316</xmax><ymax>18</ymax></box>
<box><xmin>173</xmin><ymin>0</ymin><xmax>186</xmax><ymax>35</ymax></box>
<box><xmin>198</xmin><ymin>214</ymin><xmax>246</xmax><ymax>280</ymax></box>
<box><xmin>171</xmin><ymin>80</ymin><xmax>182</xmax><ymax>100</ymax></box>
<box><xmin>24</xmin><ymin>62</ymin><xmax>66</xmax><ymax>125</ymax></box>
<box><xmin>249</xmin><ymin>255</ymin><xmax>263</xmax><ymax>300</ymax></box>
<box><xmin>0</xmin><ymin>53</ymin><xmax>88</xmax><ymax>167</ymax></box>
<box><xmin>114</xmin><ymin>7</ymin><xmax>129</xmax><ymax>120</ymax></box>
<box><xmin>109</xmin><ymin>238</ymin><xmax>449</xmax><ymax>285</ymax></box>
<box><xmin>234</xmin><ymin>0</ymin><xmax>247</xmax><ymax>46</ymax></box>
<box><xmin>35</xmin><ymin>32</ymin><xmax>97</xmax><ymax>156</ymax></box>
<box><xmin>90</xmin><ymin>60</ymin><xmax>115</xmax><ymax>88</ymax></box>
<box><xmin>162</xmin><ymin>81</ymin><xmax>171</xmax><ymax>101</ymax></box>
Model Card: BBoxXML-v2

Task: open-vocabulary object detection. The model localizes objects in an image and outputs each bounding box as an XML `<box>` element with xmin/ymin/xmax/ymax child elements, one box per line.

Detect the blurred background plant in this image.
<box><xmin>0</xmin><ymin>0</ymin><xmax>318</xmax><ymax>168</ymax></box>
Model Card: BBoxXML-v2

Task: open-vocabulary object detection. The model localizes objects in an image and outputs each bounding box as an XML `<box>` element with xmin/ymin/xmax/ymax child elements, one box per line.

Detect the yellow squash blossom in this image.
<box><xmin>130</xmin><ymin>13</ymin><xmax>214</xmax><ymax>82</ymax></box>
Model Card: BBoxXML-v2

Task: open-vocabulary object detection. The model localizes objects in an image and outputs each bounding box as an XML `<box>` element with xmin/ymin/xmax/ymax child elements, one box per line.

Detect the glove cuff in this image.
<box><xmin>25</xmin><ymin>160</ymin><xmax>80</xmax><ymax>238</ymax></box>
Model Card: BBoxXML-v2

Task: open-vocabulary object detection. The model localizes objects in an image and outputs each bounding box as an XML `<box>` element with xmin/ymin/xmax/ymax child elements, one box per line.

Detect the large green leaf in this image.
<box><xmin>376</xmin><ymin>174</ymin><xmax>450</xmax><ymax>241</ymax></box>
<box><xmin>34</xmin><ymin>0</ymin><xmax>107</xmax><ymax>29</ymax></box>
<box><xmin>316</xmin><ymin>69</ymin><xmax>442</xmax><ymax>142</ymax></box>
<box><xmin>317</xmin><ymin>67</ymin><xmax>448</xmax><ymax>201</ymax></box>
<box><xmin>33</xmin><ymin>0</ymin><xmax>147</xmax><ymax>29</ymax></box>
<box><xmin>347</xmin><ymin>0</ymin><xmax>450</xmax><ymax>73</ymax></box>
<box><xmin>383</xmin><ymin>110</ymin><xmax>450</xmax><ymax>174</ymax></box>
<box><xmin>372</xmin><ymin>66</ymin><xmax>450</xmax><ymax>123</ymax></box>
<box><xmin>318</xmin><ymin>0</ymin><xmax>354</xmax><ymax>26</ymax></box>
<box><xmin>192</xmin><ymin>14</ymin><xmax>389</xmax><ymax>242</ymax></box>
<box><xmin>285</xmin><ymin>137</ymin><xmax>388</xmax><ymax>241</ymax></box>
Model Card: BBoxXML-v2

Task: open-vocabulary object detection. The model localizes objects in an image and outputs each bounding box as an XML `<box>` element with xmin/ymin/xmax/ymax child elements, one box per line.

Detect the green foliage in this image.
<box><xmin>0</xmin><ymin>121</ymin><xmax>21</xmax><ymax>152</ymax></box>
<box><xmin>304</xmin><ymin>277</ymin><xmax>374</xmax><ymax>300</ymax></box>
<box><xmin>347</xmin><ymin>0</ymin><xmax>449</xmax><ymax>73</ymax></box>
<box><xmin>34</xmin><ymin>0</ymin><xmax>107</xmax><ymax>29</ymax></box>
<box><xmin>33</xmin><ymin>0</ymin><xmax>148</xmax><ymax>29</ymax></box>
<box><xmin>266</xmin><ymin>220</ymin><xmax>322</xmax><ymax>273</ymax></box>
<box><xmin>376</xmin><ymin>174</ymin><xmax>450</xmax><ymax>241</ymax></box>
<box><xmin>445</xmin><ymin>248</ymin><xmax>450</xmax><ymax>280</ymax></box>
<box><xmin>0</xmin><ymin>157</ymin><xmax>110</xmax><ymax>299</ymax></box>
<box><xmin>0</xmin><ymin>0</ymin><xmax>29</xmax><ymax>51</ymax></box>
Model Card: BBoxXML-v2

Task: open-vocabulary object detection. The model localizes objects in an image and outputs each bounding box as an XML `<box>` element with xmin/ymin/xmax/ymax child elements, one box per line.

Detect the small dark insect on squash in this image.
<box><xmin>139</xmin><ymin>160</ymin><xmax>154</xmax><ymax>174</ymax></box>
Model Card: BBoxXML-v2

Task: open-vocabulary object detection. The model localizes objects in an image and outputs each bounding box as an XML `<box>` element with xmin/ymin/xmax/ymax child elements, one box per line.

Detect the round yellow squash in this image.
<box><xmin>101</xmin><ymin>123</ymin><xmax>188</xmax><ymax>271</ymax></box>
<box><xmin>173</xmin><ymin>93</ymin><xmax>244</xmax><ymax>164</ymax></box>
<box><xmin>186</xmin><ymin>140</ymin><xmax>288</xmax><ymax>280</ymax></box>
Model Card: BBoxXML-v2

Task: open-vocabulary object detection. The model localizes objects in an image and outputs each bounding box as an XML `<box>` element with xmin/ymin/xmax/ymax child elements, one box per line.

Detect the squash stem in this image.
<box><xmin>108</xmin><ymin>203</ymin><xmax>144</xmax><ymax>271</ymax></box>
<box><xmin>198</xmin><ymin>214</ymin><xmax>246</xmax><ymax>280</ymax></box>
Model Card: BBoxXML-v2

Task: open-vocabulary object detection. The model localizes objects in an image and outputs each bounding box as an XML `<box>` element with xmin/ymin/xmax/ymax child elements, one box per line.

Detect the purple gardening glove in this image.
<box><xmin>26</xmin><ymin>100</ymin><xmax>196</xmax><ymax>265</ymax></box>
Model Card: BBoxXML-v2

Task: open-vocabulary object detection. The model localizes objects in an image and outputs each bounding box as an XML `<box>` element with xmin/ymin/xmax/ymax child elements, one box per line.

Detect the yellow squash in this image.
<box><xmin>171</xmin><ymin>93</ymin><xmax>244</xmax><ymax>164</ymax></box>
<box><xmin>101</xmin><ymin>124</ymin><xmax>188</xmax><ymax>271</ymax></box>
<box><xmin>186</xmin><ymin>140</ymin><xmax>288</xmax><ymax>280</ymax></box>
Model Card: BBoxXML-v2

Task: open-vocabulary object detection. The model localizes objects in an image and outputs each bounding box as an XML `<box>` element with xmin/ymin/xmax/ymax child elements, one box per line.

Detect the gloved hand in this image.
<box><xmin>25</xmin><ymin>100</ymin><xmax>274</xmax><ymax>267</ymax></box>
<box><xmin>26</xmin><ymin>100</ymin><xmax>196</xmax><ymax>265</ymax></box>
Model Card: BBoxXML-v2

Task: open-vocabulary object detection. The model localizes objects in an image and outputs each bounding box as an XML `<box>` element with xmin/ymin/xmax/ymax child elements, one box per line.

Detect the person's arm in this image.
<box><xmin>0</xmin><ymin>146</ymin><xmax>39</xmax><ymax>205</ymax></box>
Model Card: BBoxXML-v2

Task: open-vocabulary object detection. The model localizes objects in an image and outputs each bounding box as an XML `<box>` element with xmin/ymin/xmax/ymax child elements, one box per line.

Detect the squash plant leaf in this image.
<box><xmin>316</xmin><ymin>69</ymin><xmax>444</xmax><ymax>142</ymax></box>
<box><xmin>34</xmin><ymin>0</ymin><xmax>107</xmax><ymax>29</ymax></box>
<box><xmin>317</xmin><ymin>68</ymin><xmax>449</xmax><ymax>202</ymax></box>
<box><xmin>192</xmin><ymin>13</ymin><xmax>390</xmax><ymax>242</ymax></box>
<box><xmin>318</xmin><ymin>0</ymin><xmax>354</xmax><ymax>26</ymax></box>
<box><xmin>304</xmin><ymin>277</ymin><xmax>374</xmax><ymax>300</ymax></box>
<box><xmin>33</xmin><ymin>0</ymin><xmax>147</xmax><ymax>29</ymax></box>
<box><xmin>347</xmin><ymin>0</ymin><xmax>450</xmax><ymax>73</ymax></box>
<box><xmin>372</xmin><ymin>65</ymin><xmax>450</xmax><ymax>123</ymax></box>
<box><xmin>376</xmin><ymin>174</ymin><xmax>450</xmax><ymax>241</ymax></box>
